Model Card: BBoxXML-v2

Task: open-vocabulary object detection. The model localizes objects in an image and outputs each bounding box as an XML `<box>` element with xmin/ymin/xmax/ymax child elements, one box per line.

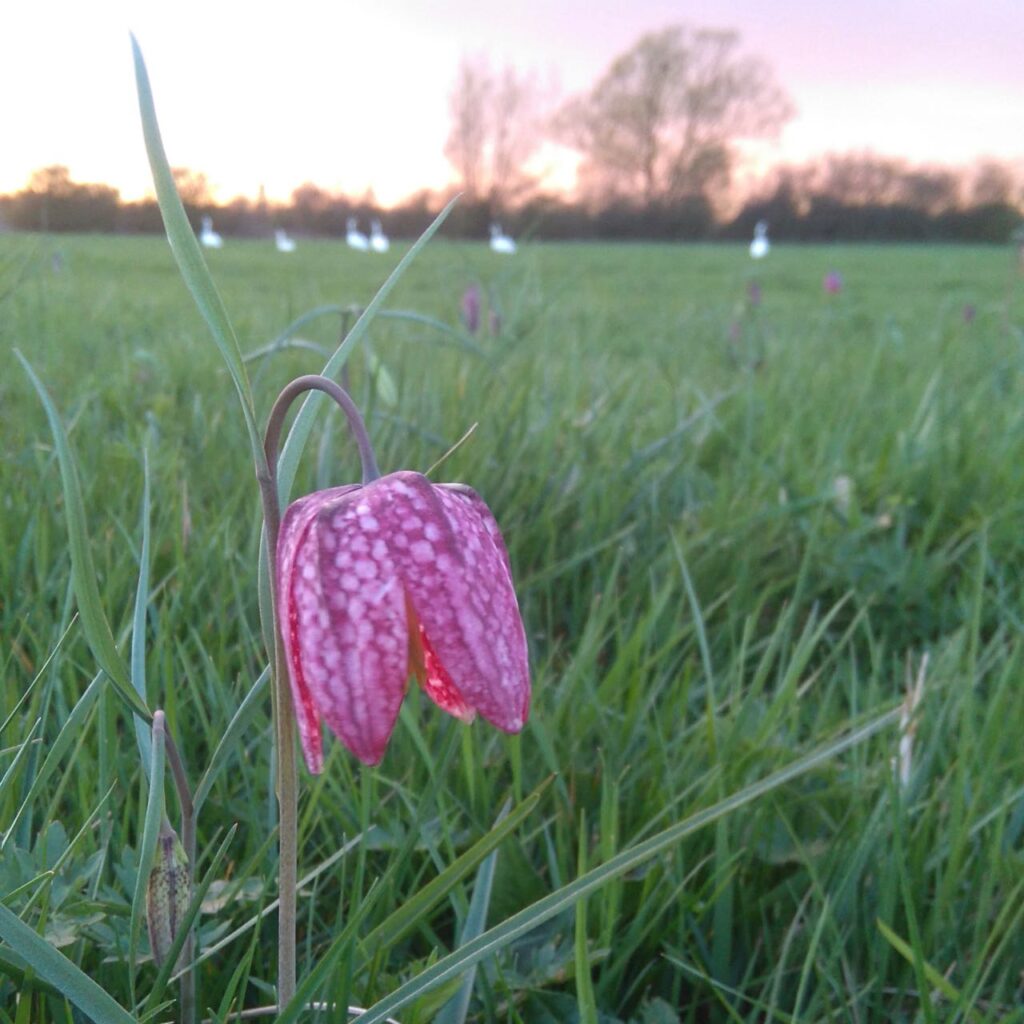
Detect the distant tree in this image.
<box><xmin>28</xmin><ymin>165</ymin><xmax>76</xmax><ymax>197</ymax></box>
<box><xmin>970</xmin><ymin>160</ymin><xmax>1016</xmax><ymax>207</ymax></box>
<box><xmin>897</xmin><ymin>167</ymin><xmax>960</xmax><ymax>215</ymax></box>
<box><xmin>444</xmin><ymin>56</ymin><xmax>548</xmax><ymax>211</ymax></box>
<box><xmin>16</xmin><ymin>165</ymin><xmax>119</xmax><ymax>232</ymax></box>
<box><xmin>290</xmin><ymin>183</ymin><xmax>350</xmax><ymax>235</ymax></box>
<box><xmin>445</xmin><ymin>59</ymin><xmax>490</xmax><ymax>201</ymax></box>
<box><xmin>816</xmin><ymin>154</ymin><xmax>907</xmax><ymax>206</ymax></box>
<box><xmin>558</xmin><ymin>25</ymin><xmax>793</xmax><ymax>206</ymax></box>
<box><xmin>171</xmin><ymin>168</ymin><xmax>212</xmax><ymax>207</ymax></box>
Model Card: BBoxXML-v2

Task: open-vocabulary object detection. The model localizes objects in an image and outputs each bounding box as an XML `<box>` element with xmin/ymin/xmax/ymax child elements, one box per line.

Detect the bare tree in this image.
<box><xmin>171</xmin><ymin>168</ymin><xmax>212</xmax><ymax>207</ymax></box>
<box><xmin>559</xmin><ymin>25</ymin><xmax>793</xmax><ymax>205</ymax></box>
<box><xmin>445</xmin><ymin>59</ymin><xmax>491</xmax><ymax>201</ymax></box>
<box><xmin>444</xmin><ymin>56</ymin><xmax>548</xmax><ymax>209</ymax></box>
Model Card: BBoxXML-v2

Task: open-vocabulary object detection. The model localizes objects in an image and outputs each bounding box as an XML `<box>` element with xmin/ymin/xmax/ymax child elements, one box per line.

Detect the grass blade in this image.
<box><xmin>192</xmin><ymin>667</ymin><xmax>270</xmax><ymax>816</ymax></box>
<box><xmin>574</xmin><ymin>809</ymin><xmax>599</xmax><ymax>1024</ymax></box>
<box><xmin>359</xmin><ymin>780</ymin><xmax>547</xmax><ymax>960</ymax></box>
<box><xmin>130</xmin><ymin>34</ymin><xmax>264</xmax><ymax>470</ymax></box>
<box><xmin>273</xmin><ymin>196</ymin><xmax>460</xmax><ymax>505</ymax></box>
<box><xmin>0</xmin><ymin>720</ymin><xmax>41</xmax><ymax>801</ymax></box>
<box><xmin>354</xmin><ymin>708</ymin><xmax>900</xmax><ymax>1024</ymax></box>
<box><xmin>876</xmin><ymin>918</ymin><xmax>971</xmax><ymax>1010</ymax></box>
<box><xmin>17</xmin><ymin>352</ymin><xmax>150</xmax><ymax>722</ymax></box>
<box><xmin>0</xmin><ymin>617</ymin><xmax>76</xmax><ymax>736</ymax></box>
<box><xmin>0</xmin><ymin>903</ymin><xmax>138</xmax><ymax>1024</ymax></box>
<box><xmin>275</xmin><ymin>879</ymin><xmax>390</xmax><ymax>1024</ymax></box>
<box><xmin>2</xmin><ymin>671</ymin><xmax>105</xmax><ymax>850</ymax></box>
<box><xmin>434</xmin><ymin>809</ymin><xmax>505</xmax><ymax>1024</ymax></box>
<box><xmin>130</xmin><ymin>449</ymin><xmax>154</xmax><ymax>776</ymax></box>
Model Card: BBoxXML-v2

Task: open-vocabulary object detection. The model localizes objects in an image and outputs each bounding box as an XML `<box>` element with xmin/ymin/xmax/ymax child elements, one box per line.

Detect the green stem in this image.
<box><xmin>259</xmin><ymin>374</ymin><xmax>380</xmax><ymax>1008</ymax></box>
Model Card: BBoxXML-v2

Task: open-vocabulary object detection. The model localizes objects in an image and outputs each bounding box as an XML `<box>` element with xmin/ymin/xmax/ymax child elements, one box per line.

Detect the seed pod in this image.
<box><xmin>146</xmin><ymin>821</ymin><xmax>190</xmax><ymax>967</ymax></box>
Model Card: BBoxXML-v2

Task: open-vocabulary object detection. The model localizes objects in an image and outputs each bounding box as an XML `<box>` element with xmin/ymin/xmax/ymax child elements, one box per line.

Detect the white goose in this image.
<box><xmin>346</xmin><ymin>217</ymin><xmax>369</xmax><ymax>252</ymax></box>
<box><xmin>275</xmin><ymin>228</ymin><xmax>296</xmax><ymax>253</ymax></box>
<box><xmin>489</xmin><ymin>223</ymin><xmax>516</xmax><ymax>255</ymax></box>
<box><xmin>370</xmin><ymin>219</ymin><xmax>390</xmax><ymax>253</ymax></box>
<box><xmin>200</xmin><ymin>215</ymin><xmax>223</xmax><ymax>249</ymax></box>
<box><xmin>749</xmin><ymin>220</ymin><xmax>770</xmax><ymax>259</ymax></box>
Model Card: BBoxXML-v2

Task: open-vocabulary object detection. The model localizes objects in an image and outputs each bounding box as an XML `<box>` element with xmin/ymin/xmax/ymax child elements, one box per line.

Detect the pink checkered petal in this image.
<box><xmin>372</xmin><ymin>472</ymin><xmax>530</xmax><ymax>733</ymax></box>
<box><xmin>306</xmin><ymin>494</ymin><xmax>410</xmax><ymax>765</ymax></box>
<box><xmin>277</xmin><ymin>486</ymin><xmax>357</xmax><ymax>773</ymax></box>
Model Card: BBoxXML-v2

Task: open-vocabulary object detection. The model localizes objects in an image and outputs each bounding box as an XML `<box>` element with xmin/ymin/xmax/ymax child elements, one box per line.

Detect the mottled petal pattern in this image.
<box><xmin>275</xmin><ymin>470</ymin><xmax>530</xmax><ymax>769</ymax></box>
<box><xmin>372</xmin><ymin>472</ymin><xmax>530</xmax><ymax>733</ymax></box>
<box><xmin>277</xmin><ymin>486</ymin><xmax>358</xmax><ymax>773</ymax></box>
<box><xmin>309</xmin><ymin>494</ymin><xmax>409</xmax><ymax>765</ymax></box>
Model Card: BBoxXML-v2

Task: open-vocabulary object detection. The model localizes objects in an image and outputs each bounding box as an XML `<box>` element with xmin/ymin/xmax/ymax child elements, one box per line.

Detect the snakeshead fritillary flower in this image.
<box><xmin>277</xmin><ymin>470</ymin><xmax>530</xmax><ymax>770</ymax></box>
<box><xmin>461</xmin><ymin>283</ymin><xmax>482</xmax><ymax>334</ymax></box>
<box><xmin>823</xmin><ymin>270</ymin><xmax>843</xmax><ymax>295</ymax></box>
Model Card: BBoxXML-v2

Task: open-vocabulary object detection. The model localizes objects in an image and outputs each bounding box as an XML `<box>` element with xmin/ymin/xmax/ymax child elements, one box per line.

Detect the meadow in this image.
<box><xmin>1</xmin><ymin>230</ymin><xmax>1023</xmax><ymax>1023</ymax></box>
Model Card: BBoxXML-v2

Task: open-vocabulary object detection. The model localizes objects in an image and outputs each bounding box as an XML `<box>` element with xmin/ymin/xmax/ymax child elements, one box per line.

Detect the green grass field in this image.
<box><xmin>2</xmin><ymin>232</ymin><xmax>1023</xmax><ymax>1022</ymax></box>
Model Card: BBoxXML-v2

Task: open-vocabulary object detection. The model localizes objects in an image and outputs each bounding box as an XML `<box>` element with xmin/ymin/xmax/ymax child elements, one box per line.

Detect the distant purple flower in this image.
<box><xmin>488</xmin><ymin>308</ymin><xmax>502</xmax><ymax>337</ymax></box>
<box><xmin>461</xmin><ymin>284</ymin><xmax>481</xmax><ymax>334</ymax></box>
<box><xmin>962</xmin><ymin>303</ymin><xmax>976</xmax><ymax>325</ymax></box>
<box><xmin>728</xmin><ymin>320</ymin><xmax>742</xmax><ymax>342</ymax></box>
<box><xmin>823</xmin><ymin>271</ymin><xmax>843</xmax><ymax>295</ymax></box>
<box><xmin>747</xmin><ymin>281</ymin><xmax>762</xmax><ymax>307</ymax></box>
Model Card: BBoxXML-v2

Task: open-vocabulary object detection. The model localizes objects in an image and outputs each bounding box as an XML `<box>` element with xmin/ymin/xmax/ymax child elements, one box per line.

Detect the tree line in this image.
<box><xmin>3</xmin><ymin>157</ymin><xmax>1019</xmax><ymax>244</ymax></box>
<box><xmin>2</xmin><ymin>24</ymin><xmax>1022</xmax><ymax>243</ymax></box>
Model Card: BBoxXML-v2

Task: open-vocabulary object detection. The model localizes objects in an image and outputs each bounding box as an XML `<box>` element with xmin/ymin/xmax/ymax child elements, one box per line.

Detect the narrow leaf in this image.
<box><xmin>17</xmin><ymin>352</ymin><xmax>150</xmax><ymax>721</ymax></box>
<box><xmin>0</xmin><ymin>903</ymin><xmax>137</xmax><ymax>1024</ymax></box>
<box><xmin>574</xmin><ymin>810</ymin><xmax>598</xmax><ymax>1024</ymax></box>
<box><xmin>274</xmin><ymin>196</ymin><xmax>460</xmax><ymax>506</ymax></box>
<box><xmin>2</xmin><ymin>671</ymin><xmax>105</xmax><ymax>849</ymax></box>
<box><xmin>275</xmin><ymin>879</ymin><xmax>390</xmax><ymax>1024</ymax></box>
<box><xmin>193</xmin><ymin>667</ymin><xmax>270</xmax><ymax>816</ymax></box>
<box><xmin>0</xmin><ymin>617</ymin><xmax>76</xmax><ymax>736</ymax></box>
<box><xmin>354</xmin><ymin>709</ymin><xmax>900</xmax><ymax>1024</ymax></box>
<box><xmin>435</xmin><ymin>814</ymin><xmax>503</xmax><ymax>1024</ymax></box>
<box><xmin>131</xmin><ymin>448</ymin><xmax>154</xmax><ymax>776</ymax></box>
<box><xmin>359</xmin><ymin>780</ymin><xmax>547</xmax><ymax>959</ymax></box>
<box><xmin>130</xmin><ymin>34</ymin><xmax>264</xmax><ymax>472</ymax></box>
<box><xmin>875</xmin><ymin>918</ymin><xmax>969</xmax><ymax>1008</ymax></box>
<box><xmin>0</xmin><ymin>720</ymin><xmax>41</xmax><ymax>801</ymax></box>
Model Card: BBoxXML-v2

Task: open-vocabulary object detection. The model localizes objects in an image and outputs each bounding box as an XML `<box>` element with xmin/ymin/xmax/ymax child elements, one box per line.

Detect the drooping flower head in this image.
<box><xmin>264</xmin><ymin>376</ymin><xmax>530</xmax><ymax>771</ymax></box>
<box><xmin>276</xmin><ymin>469</ymin><xmax>530</xmax><ymax>770</ymax></box>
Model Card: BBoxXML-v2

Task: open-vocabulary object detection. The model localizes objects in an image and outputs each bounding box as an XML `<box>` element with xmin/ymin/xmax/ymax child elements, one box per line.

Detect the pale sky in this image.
<box><xmin>2</xmin><ymin>0</ymin><xmax>1021</xmax><ymax>205</ymax></box>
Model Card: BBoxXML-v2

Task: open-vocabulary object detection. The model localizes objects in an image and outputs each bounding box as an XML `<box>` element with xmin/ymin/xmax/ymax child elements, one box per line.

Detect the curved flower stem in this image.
<box><xmin>262</xmin><ymin>374</ymin><xmax>381</xmax><ymax>540</ymax></box>
<box><xmin>257</xmin><ymin>374</ymin><xmax>380</xmax><ymax>1008</ymax></box>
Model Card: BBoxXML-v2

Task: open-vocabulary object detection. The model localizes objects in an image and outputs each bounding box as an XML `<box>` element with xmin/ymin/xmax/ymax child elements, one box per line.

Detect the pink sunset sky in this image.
<box><xmin>3</xmin><ymin>0</ymin><xmax>1021</xmax><ymax>205</ymax></box>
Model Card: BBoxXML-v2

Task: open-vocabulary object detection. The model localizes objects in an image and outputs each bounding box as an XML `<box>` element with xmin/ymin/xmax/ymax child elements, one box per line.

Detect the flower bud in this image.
<box><xmin>146</xmin><ymin>821</ymin><xmax>190</xmax><ymax>967</ymax></box>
